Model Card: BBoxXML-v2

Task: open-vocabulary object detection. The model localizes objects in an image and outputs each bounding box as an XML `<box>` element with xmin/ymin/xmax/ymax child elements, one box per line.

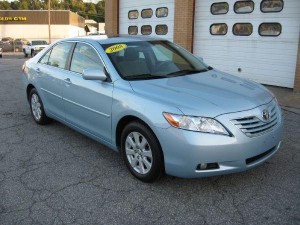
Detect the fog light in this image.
<box><xmin>196</xmin><ymin>163</ymin><xmax>219</xmax><ymax>171</ymax></box>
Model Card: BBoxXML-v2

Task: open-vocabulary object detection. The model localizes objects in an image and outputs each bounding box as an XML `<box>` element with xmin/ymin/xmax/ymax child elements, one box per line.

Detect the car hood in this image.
<box><xmin>129</xmin><ymin>70</ymin><xmax>274</xmax><ymax>117</ymax></box>
<box><xmin>33</xmin><ymin>45</ymin><xmax>48</xmax><ymax>48</ymax></box>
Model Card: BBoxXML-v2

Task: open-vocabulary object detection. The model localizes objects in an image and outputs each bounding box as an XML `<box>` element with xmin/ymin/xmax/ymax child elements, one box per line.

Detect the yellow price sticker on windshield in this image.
<box><xmin>105</xmin><ymin>44</ymin><xmax>127</xmax><ymax>53</ymax></box>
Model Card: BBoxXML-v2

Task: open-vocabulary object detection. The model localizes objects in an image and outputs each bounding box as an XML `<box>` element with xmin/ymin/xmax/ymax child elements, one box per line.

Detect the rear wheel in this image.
<box><xmin>121</xmin><ymin>121</ymin><xmax>164</xmax><ymax>182</ymax></box>
<box><xmin>23</xmin><ymin>49</ymin><xmax>28</xmax><ymax>58</ymax></box>
<box><xmin>29</xmin><ymin>88</ymin><xmax>51</xmax><ymax>125</ymax></box>
<box><xmin>31</xmin><ymin>50</ymin><xmax>35</xmax><ymax>57</ymax></box>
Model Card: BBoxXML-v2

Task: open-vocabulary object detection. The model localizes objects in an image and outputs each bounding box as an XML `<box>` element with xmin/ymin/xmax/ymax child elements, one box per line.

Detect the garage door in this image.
<box><xmin>119</xmin><ymin>0</ymin><xmax>175</xmax><ymax>41</ymax></box>
<box><xmin>193</xmin><ymin>0</ymin><xmax>300</xmax><ymax>88</ymax></box>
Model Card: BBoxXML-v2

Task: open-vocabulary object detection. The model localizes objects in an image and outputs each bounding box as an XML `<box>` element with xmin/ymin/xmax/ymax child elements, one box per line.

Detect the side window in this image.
<box><xmin>152</xmin><ymin>45</ymin><xmax>173</xmax><ymax>62</ymax></box>
<box><xmin>211</xmin><ymin>2</ymin><xmax>229</xmax><ymax>15</ymax></box>
<box><xmin>156</xmin><ymin>7</ymin><xmax>168</xmax><ymax>18</ymax></box>
<box><xmin>259</xmin><ymin>23</ymin><xmax>282</xmax><ymax>36</ymax></box>
<box><xmin>234</xmin><ymin>1</ymin><xmax>255</xmax><ymax>14</ymax></box>
<box><xmin>39</xmin><ymin>50</ymin><xmax>52</xmax><ymax>65</ymax></box>
<box><xmin>233</xmin><ymin>23</ymin><xmax>253</xmax><ymax>36</ymax></box>
<box><xmin>48</xmin><ymin>43</ymin><xmax>73</xmax><ymax>69</ymax></box>
<box><xmin>210</xmin><ymin>23</ymin><xmax>228</xmax><ymax>35</ymax></box>
<box><xmin>261</xmin><ymin>0</ymin><xmax>283</xmax><ymax>13</ymax></box>
<box><xmin>70</xmin><ymin>43</ymin><xmax>103</xmax><ymax>74</ymax></box>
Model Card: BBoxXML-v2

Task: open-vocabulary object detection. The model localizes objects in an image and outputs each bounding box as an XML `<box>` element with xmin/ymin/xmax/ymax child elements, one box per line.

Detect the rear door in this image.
<box><xmin>62</xmin><ymin>42</ymin><xmax>113</xmax><ymax>143</ymax></box>
<box><xmin>37</xmin><ymin>42</ymin><xmax>73</xmax><ymax>119</ymax></box>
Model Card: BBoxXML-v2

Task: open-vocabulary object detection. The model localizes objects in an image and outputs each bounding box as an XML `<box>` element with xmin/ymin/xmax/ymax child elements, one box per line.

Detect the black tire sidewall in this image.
<box><xmin>29</xmin><ymin>88</ymin><xmax>50</xmax><ymax>125</ymax></box>
<box><xmin>121</xmin><ymin>121</ymin><xmax>164</xmax><ymax>182</ymax></box>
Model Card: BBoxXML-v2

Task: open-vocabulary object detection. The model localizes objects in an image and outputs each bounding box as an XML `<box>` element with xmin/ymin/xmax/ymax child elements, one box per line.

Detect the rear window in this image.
<box><xmin>32</xmin><ymin>41</ymin><xmax>48</xmax><ymax>45</ymax></box>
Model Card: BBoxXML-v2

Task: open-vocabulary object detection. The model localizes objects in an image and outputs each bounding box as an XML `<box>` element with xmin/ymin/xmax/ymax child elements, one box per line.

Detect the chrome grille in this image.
<box><xmin>232</xmin><ymin>104</ymin><xmax>278</xmax><ymax>137</ymax></box>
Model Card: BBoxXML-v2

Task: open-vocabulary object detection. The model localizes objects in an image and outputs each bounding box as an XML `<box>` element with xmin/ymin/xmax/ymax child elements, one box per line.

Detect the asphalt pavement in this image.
<box><xmin>0</xmin><ymin>57</ymin><xmax>299</xmax><ymax>225</ymax></box>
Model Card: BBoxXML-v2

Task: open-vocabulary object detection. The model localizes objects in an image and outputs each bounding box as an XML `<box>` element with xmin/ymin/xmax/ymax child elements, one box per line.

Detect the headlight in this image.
<box><xmin>163</xmin><ymin>112</ymin><xmax>229</xmax><ymax>135</ymax></box>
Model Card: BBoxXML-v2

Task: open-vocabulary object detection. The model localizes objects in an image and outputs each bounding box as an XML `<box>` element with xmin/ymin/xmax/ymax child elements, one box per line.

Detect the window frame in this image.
<box><xmin>232</xmin><ymin>23</ymin><xmax>253</xmax><ymax>36</ymax></box>
<box><xmin>156</xmin><ymin>7</ymin><xmax>168</xmax><ymax>18</ymax></box>
<box><xmin>210</xmin><ymin>23</ymin><xmax>228</xmax><ymax>35</ymax></box>
<box><xmin>128</xmin><ymin>26</ymin><xmax>138</xmax><ymax>35</ymax></box>
<box><xmin>210</xmin><ymin>2</ymin><xmax>229</xmax><ymax>15</ymax></box>
<box><xmin>155</xmin><ymin>24</ymin><xmax>168</xmax><ymax>35</ymax></box>
<box><xmin>141</xmin><ymin>25</ymin><xmax>152</xmax><ymax>35</ymax></box>
<box><xmin>141</xmin><ymin>8</ymin><xmax>153</xmax><ymax>18</ymax></box>
<box><xmin>260</xmin><ymin>0</ymin><xmax>284</xmax><ymax>13</ymax></box>
<box><xmin>234</xmin><ymin>1</ymin><xmax>255</xmax><ymax>14</ymax></box>
<box><xmin>128</xmin><ymin>10</ymin><xmax>139</xmax><ymax>19</ymax></box>
<box><xmin>258</xmin><ymin>23</ymin><xmax>282</xmax><ymax>37</ymax></box>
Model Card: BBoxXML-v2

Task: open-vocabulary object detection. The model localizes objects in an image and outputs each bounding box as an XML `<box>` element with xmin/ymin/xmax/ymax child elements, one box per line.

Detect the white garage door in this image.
<box><xmin>194</xmin><ymin>0</ymin><xmax>300</xmax><ymax>88</ymax></box>
<box><xmin>119</xmin><ymin>0</ymin><xmax>175</xmax><ymax>41</ymax></box>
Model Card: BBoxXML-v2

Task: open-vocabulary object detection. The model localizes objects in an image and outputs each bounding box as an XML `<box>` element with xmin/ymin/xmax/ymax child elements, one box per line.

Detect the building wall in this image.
<box><xmin>0</xmin><ymin>24</ymin><xmax>85</xmax><ymax>42</ymax></box>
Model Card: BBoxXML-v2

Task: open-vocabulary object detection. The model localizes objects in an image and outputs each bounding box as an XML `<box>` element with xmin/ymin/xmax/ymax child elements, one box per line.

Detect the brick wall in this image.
<box><xmin>173</xmin><ymin>0</ymin><xmax>195</xmax><ymax>52</ymax></box>
<box><xmin>294</xmin><ymin>36</ymin><xmax>300</xmax><ymax>92</ymax></box>
<box><xmin>105</xmin><ymin>0</ymin><xmax>119</xmax><ymax>36</ymax></box>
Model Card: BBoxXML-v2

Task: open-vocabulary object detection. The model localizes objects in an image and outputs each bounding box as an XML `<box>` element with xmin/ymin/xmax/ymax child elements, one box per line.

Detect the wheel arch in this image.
<box><xmin>115</xmin><ymin>115</ymin><xmax>164</xmax><ymax>158</ymax></box>
<box><xmin>26</xmin><ymin>84</ymin><xmax>35</xmax><ymax>102</ymax></box>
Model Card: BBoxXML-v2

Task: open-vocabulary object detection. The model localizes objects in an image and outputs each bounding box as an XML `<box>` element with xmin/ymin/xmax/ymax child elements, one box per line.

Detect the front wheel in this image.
<box><xmin>121</xmin><ymin>121</ymin><xmax>164</xmax><ymax>182</ymax></box>
<box><xmin>29</xmin><ymin>88</ymin><xmax>51</xmax><ymax>125</ymax></box>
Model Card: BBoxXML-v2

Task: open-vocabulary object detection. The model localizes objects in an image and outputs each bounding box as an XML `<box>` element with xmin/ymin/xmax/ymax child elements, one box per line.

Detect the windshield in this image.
<box><xmin>102</xmin><ymin>40</ymin><xmax>210</xmax><ymax>80</ymax></box>
<box><xmin>32</xmin><ymin>41</ymin><xmax>48</xmax><ymax>45</ymax></box>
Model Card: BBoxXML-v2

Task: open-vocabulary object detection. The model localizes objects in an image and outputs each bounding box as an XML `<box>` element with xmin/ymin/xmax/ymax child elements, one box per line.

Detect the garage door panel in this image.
<box><xmin>194</xmin><ymin>0</ymin><xmax>300</xmax><ymax>88</ymax></box>
<box><xmin>119</xmin><ymin>0</ymin><xmax>174</xmax><ymax>41</ymax></box>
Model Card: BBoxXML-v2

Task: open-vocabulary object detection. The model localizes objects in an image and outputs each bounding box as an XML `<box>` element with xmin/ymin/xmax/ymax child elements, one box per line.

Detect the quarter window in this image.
<box><xmin>39</xmin><ymin>49</ymin><xmax>52</xmax><ymax>65</ymax></box>
<box><xmin>128</xmin><ymin>10</ymin><xmax>138</xmax><ymax>19</ymax></box>
<box><xmin>141</xmin><ymin>25</ymin><xmax>152</xmax><ymax>35</ymax></box>
<box><xmin>261</xmin><ymin>0</ymin><xmax>284</xmax><ymax>13</ymax></box>
<box><xmin>233</xmin><ymin>23</ymin><xmax>253</xmax><ymax>36</ymax></box>
<box><xmin>211</xmin><ymin>2</ymin><xmax>229</xmax><ymax>15</ymax></box>
<box><xmin>234</xmin><ymin>1</ymin><xmax>254</xmax><ymax>14</ymax></box>
<box><xmin>259</xmin><ymin>23</ymin><xmax>282</xmax><ymax>36</ymax></box>
<box><xmin>141</xmin><ymin>8</ymin><xmax>153</xmax><ymax>18</ymax></box>
<box><xmin>70</xmin><ymin>43</ymin><xmax>103</xmax><ymax>74</ymax></box>
<box><xmin>128</xmin><ymin>26</ymin><xmax>138</xmax><ymax>35</ymax></box>
<box><xmin>47</xmin><ymin>43</ymin><xmax>73</xmax><ymax>69</ymax></box>
<box><xmin>210</xmin><ymin>23</ymin><xmax>228</xmax><ymax>35</ymax></box>
<box><xmin>156</xmin><ymin>7</ymin><xmax>168</xmax><ymax>17</ymax></box>
<box><xmin>155</xmin><ymin>25</ymin><xmax>168</xmax><ymax>35</ymax></box>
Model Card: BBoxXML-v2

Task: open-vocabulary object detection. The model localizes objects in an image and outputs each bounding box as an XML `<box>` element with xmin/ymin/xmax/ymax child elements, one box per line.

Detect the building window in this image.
<box><xmin>128</xmin><ymin>26</ymin><xmax>138</xmax><ymax>35</ymax></box>
<box><xmin>141</xmin><ymin>8</ymin><xmax>153</xmax><ymax>18</ymax></box>
<box><xmin>210</xmin><ymin>23</ymin><xmax>228</xmax><ymax>35</ymax></box>
<box><xmin>128</xmin><ymin>10</ymin><xmax>138</xmax><ymax>19</ymax></box>
<box><xmin>259</xmin><ymin>23</ymin><xmax>281</xmax><ymax>36</ymax></box>
<box><xmin>233</xmin><ymin>23</ymin><xmax>253</xmax><ymax>36</ymax></box>
<box><xmin>141</xmin><ymin>25</ymin><xmax>152</xmax><ymax>35</ymax></box>
<box><xmin>261</xmin><ymin>0</ymin><xmax>284</xmax><ymax>13</ymax></box>
<box><xmin>155</xmin><ymin>25</ymin><xmax>168</xmax><ymax>35</ymax></box>
<box><xmin>234</xmin><ymin>1</ymin><xmax>254</xmax><ymax>14</ymax></box>
<box><xmin>156</xmin><ymin>7</ymin><xmax>168</xmax><ymax>17</ymax></box>
<box><xmin>211</xmin><ymin>2</ymin><xmax>229</xmax><ymax>15</ymax></box>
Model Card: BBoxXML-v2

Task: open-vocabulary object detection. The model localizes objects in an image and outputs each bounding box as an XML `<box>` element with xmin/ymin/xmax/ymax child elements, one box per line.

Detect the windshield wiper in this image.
<box><xmin>125</xmin><ymin>73</ymin><xmax>168</xmax><ymax>80</ymax></box>
<box><xmin>166</xmin><ymin>69</ymin><xmax>209</xmax><ymax>77</ymax></box>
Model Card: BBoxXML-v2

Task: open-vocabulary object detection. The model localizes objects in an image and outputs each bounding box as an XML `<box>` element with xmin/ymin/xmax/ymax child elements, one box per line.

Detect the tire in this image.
<box><xmin>29</xmin><ymin>88</ymin><xmax>51</xmax><ymax>125</ymax></box>
<box><xmin>121</xmin><ymin>121</ymin><xmax>164</xmax><ymax>182</ymax></box>
<box><xmin>31</xmin><ymin>50</ymin><xmax>35</xmax><ymax>57</ymax></box>
<box><xmin>23</xmin><ymin>49</ymin><xmax>28</xmax><ymax>58</ymax></box>
<box><xmin>0</xmin><ymin>54</ymin><xmax>2</xmax><ymax>58</ymax></box>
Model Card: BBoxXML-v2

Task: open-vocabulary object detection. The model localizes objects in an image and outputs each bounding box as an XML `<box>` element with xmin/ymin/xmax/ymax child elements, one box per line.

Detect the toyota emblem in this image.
<box><xmin>262</xmin><ymin>109</ymin><xmax>270</xmax><ymax>121</ymax></box>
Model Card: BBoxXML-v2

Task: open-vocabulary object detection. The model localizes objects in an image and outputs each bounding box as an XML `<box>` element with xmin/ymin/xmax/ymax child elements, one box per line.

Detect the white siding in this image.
<box><xmin>119</xmin><ymin>0</ymin><xmax>175</xmax><ymax>41</ymax></box>
<box><xmin>194</xmin><ymin>0</ymin><xmax>300</xmax><ymax>88</ymax></box>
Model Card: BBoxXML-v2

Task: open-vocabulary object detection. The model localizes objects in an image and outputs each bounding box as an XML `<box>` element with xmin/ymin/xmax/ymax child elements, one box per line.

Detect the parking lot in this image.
<box><xmin>0</xmin><ymin>56</ymin><xmax>299</xmax><ymax>225</ymax></box>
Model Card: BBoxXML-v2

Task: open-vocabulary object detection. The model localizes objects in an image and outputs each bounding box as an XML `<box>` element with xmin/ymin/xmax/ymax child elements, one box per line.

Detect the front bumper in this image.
<box><xmin>155</xmin><ymin>100</ymin><xmax>283</xmax><ymax>178</ymax></box>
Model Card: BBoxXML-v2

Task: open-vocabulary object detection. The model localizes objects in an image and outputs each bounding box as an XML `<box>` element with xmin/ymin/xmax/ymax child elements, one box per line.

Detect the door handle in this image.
<box><xmin>36</xmin><ymin>68</ymin><xmax>41</xmax><ymax>73</ymax></box>
<box><xmin>64</xmin><ymin>78</ymin><xmax>72</xmax><ymax>85</ymax></box>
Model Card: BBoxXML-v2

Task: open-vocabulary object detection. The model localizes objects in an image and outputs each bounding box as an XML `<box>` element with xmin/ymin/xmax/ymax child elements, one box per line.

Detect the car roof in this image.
<box><xmin>62</xmin><ymin>35</ymin><xmax>167</xmax><ymax>44</ymax></box>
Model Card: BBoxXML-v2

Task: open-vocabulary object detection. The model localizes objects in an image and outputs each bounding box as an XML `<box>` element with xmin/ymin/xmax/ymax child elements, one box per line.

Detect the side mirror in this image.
<box><xmin>82</xmin><ymin>68</ymin><xmax>107</xmax><ymax>81</ymax></box>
